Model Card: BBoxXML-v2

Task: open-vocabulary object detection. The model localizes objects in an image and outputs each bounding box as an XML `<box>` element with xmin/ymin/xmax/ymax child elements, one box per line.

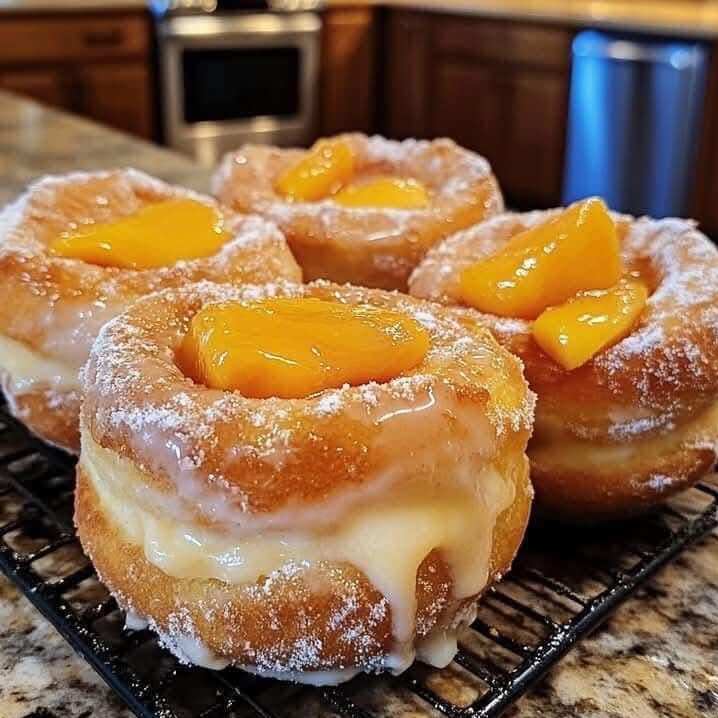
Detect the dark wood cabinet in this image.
<box><xmin>0</xmin><ymin>11</ymin><xmax>154</xmax><ymax>140</ymax></box>
<box><xmin>0</xmin><ymin>68</ymin><xmax>71</xmax><ymax>110</ymax></box>
<box><xmin>80</xmin><ymin>63</ymin><xmax>153</xmax><ymax>138</ymax></box>
<box><xmin>385</xmin><ymin>10</ymin><xmax>572</xmax><ymax>208</ymax></box>
<box><xmin>320</xmin><ymin>7</ymin><xmax>378</xmax><ymax>135</ymax></box>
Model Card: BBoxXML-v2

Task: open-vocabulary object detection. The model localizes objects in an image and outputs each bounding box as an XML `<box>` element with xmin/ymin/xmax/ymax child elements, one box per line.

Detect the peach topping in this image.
<box><xmin>458</xmin><ymin>198</ymin><xmax>649</xmax><ymax>369</ymax></box>
<box><xmin>532</xmin><ymin>279</ymin><xmax>648</xmax><ymax>370</ymax></box>
<box><xmin>275</xmin><ymin>139</ymin><xmax>429</xmax><ymax>209</ymax></box>
<box><xmin>334</xmin><ymin>176</ymin><xmax>429</xmax><ymax>209</ymax></box>
<box><xmin>177</xmin><ymin>297</ymin><xmax>430</xmax><ymax>399</ymax></box>
<box><xmin>275</xmin><ymin>139</ymin><xmax>355</xmax><ymax>202</ymax></box>
<box><xmin>50</xmin><ymin>199</ymin><xmax>228</xmax><ymax>269</ymax></box>
<box><xmin>459</xmin><ymin>198</ymin><xmax>621</xmax><ymax>320</ymax></box>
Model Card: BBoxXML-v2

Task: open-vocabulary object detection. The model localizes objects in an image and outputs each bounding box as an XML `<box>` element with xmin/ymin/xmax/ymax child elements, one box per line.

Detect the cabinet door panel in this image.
<box><xmin>501</xmin><ymin>70</ymin><xmax>568</xmax><ymax>205</ymax></box>
<box><xmin>429</xmin><ymin>60</ymin><xmax>505</xmax><ymax>176</ymax></box>
<box><xmin>79</xmin><ymin>63</ymin><xmax>153</xmax><ymax>139</ymax></box>
<box><xmin>385</xmin><ymin>11</ymin><xmax>430</xmax><ymax>138</ymax></box>
<box><xmin>429</xmin><ymin>60</ymin><xmax>567</xmax><ymax>206</ymax></box>
<box><xmin>321</xmin><ymin>8</ymin><xmax>376</xmax><ymax>134</ymax></box>
<box><xmin>0</xmin><ymin>14</ymin><xmax>149</xmax><ymax>64</ymax></box>
<box><xmin>434</xmin><ymin>17</ymin><xmax>572</xmax><ymax>70</ymax></box>
<box><xmin>0</xmin><ymin>68</ymin><xmax>74</xmax><ymax>111</ymax></box>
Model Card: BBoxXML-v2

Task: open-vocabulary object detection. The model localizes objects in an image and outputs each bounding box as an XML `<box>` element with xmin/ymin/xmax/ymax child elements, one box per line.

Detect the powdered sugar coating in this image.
<box><xmin>0</xmin><ymin>167</ymin><xmax>301</xmax><ymax>367</ymax></box>
<box><xmin>410</xmin><ymin>207</ymin><xmax>718</xmax><ymax>442</ymax></box>
<box><xmin>82</xmin><ymin>279</ymin><xmax>535</xmax><ymax>526</ymax></box>
<box><xmin>212</xmin><ymin>134</ymin><xmax>504</xmax><ymax>290</ymax></box>
<box><xmin>0</xmin><ymin>168</ymin><xmax>301</xmax><ymax>450</ymax></box>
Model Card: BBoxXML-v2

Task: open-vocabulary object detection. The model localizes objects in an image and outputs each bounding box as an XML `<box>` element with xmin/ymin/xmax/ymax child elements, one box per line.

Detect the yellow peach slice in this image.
<box><xmin>532</xmin><ymin>279</ymin><xmax>648</xmax><ymax>370</ymax></box>
<box><xmin>459</xmin><ymin>198</ymin><xmax>621</xmax><ymax>319</ymax></box>
<box><xmin>178</xmin><ymin>297</ymin><xmax>430</xmax><ymax>398</ymax></box>
<box><xmin>333</xmin><ymin>176</ymin><xmax>429</xmax><ymax>209</ymax></box>
<box><xmin>275</xmin><ymin>139</ymin><xmax>355</xmax><ymax>202</ymax></box>
<box><xmin>50</xmin><ymin>199</ymin><xmax>228</xmax><ymax>269</ymax></box>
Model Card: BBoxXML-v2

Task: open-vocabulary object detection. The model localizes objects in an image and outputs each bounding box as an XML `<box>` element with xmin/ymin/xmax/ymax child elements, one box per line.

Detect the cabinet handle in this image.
<box><xmin>83</xmin><ymin>28</ymin><xmax>124</xmax><ymax>47</ymax></box>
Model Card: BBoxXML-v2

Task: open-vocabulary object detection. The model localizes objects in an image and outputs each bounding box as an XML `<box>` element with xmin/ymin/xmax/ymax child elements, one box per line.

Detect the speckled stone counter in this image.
<box><xmin>0</xmin><ymin>92</ymin><xmax>209</xmax><ymax>205</ymax></box>
<box><xmin>0</xmin><ymin>91</ymin><xmax>717</xmax><ymax>718</ymax></box>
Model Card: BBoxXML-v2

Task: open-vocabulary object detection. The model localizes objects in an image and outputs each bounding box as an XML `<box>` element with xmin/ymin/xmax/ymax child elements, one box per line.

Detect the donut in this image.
<box><xmin>0</xmin><ymin>169</ymin><xmax>301</xmax><ymax>452</ymax></box>
<box><xmin>75</xmin><ymin>279</ymin><xmax>535</xmax><ymax>683</ymax></box>
<box><xmin>410</xmin><ymin>202</ymin><xmax>718</xmax><ymax>520</ymax></box>
<box><xmin>212</xmin><ymin>134</ymin><xmax>503</xmax><ymax>291</ymax></box>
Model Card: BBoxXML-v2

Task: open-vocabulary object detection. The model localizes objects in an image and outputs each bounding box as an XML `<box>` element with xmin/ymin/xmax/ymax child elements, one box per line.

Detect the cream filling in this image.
<box><xmin>0</xmin><ymin>334</ymin><xmax>79</xmax><ymax>393</ymax></box>
<box><xmin>82</xmin><ymin>435</ymin><xmax>516</xmax><ymax>674</ymax></box>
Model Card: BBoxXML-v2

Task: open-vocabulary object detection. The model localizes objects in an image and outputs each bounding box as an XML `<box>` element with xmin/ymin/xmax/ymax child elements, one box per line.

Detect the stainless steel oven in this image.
<box><xmin>156</xmin><ymin>4</ymin><xmax>321</xmax><ymax>166</ymax></box>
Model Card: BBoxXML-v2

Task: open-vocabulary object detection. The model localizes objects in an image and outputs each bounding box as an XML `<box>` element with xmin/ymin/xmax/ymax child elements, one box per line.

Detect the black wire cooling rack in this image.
<box><xmin>0</xmin><ymin>404</ymin><xmax>717</xmax><ymax>718</ymax></box>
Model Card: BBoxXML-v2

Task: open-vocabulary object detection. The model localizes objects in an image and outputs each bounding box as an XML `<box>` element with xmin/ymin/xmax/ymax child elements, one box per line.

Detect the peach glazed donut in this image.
<box><xmin>212</xmin><ymin>133</ymin><xmax>503</xmax><ymax>290</ymax></box>
<box><xmin>75</xmin><ymin>279</ymin><xmax>535</xmax><ymax>683</ymax></box>
<box><xmin>0</xmin><ymin>169</ymin><xmax>301</xmax><ymax>452</ymax></box>
<box><xmin>409</xmin><ymin>197</ymin><xmax>718</xmax><ymax>521</ymax></box>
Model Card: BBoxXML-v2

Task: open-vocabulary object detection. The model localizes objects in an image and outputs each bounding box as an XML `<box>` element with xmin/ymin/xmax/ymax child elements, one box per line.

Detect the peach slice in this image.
<box><xmin>178</xmin><ymin>297</ymin><xmax>430</xmax><ymax>398</ymax></box>
<box><xmin>50</xmin><ymin>199</ymin><xmax>228</xmax><ymax>269</ymax></box>
<box><xmin>333</xmin><ymin>176</ymin><xmax>429</xmax><ymax>209</ymax></box>
<box><xmin>275</xmin><ymin>139</ymin><xmax>355</xmax><ymax>202</ymax></box>
<box><xmin>532</xmin><ymin>279</ymin><xmax>648</xmax><ymax>370</ymax></box>
<box><xmin>459</xmin><ymin>198</ymin><xmax>621</xmax><ymax>319</ymax></box>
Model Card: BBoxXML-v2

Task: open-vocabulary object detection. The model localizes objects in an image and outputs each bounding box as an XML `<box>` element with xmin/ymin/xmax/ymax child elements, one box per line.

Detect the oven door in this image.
<box><xmin>158</xmin><ymin>12</ymin><xmax>321</xmax><ymax>165</ymax></box>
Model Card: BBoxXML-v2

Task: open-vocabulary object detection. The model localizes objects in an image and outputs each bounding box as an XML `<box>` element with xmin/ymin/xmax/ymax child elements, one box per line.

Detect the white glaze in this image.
<box><xmin>85</xmin><ymin>380</ymin><xmax>498</xmax><ymax>535</ymax></box>
<box><xmin>0</xmin><ymin>333</ymin><xmax>79</xmax><ymax>393</ymax></box>
<box><xmin>82</xmin><ymin>427</ymin><xmax>516</xmax><ymax>669</ymax></box>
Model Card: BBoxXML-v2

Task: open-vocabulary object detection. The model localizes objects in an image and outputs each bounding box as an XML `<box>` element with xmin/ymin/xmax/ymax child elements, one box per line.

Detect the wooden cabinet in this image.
<box><xmin>692</xmin><ymin>44</ymin><xmax>718</xmax><ymax>236</ymax></box>
<box><xmin>0</xmin><ymin>11</ymin><xmax>154</xmax><ymax>140</ymax></box>
<box><xmin>80</xmin><ymin>64</ymin><xmax>153</xmax><ymax>138</ymax></box>
<box><xmin>384</xmin><ymin>11</ymin><xmax>573</xmax><ymax>208</ymax></box>
<box><xmin>0</xmin><ymin>68</ymin><xmax>71</xmax><ymax>109</ymax></box>
<box><xmin>320</xmin><ymin>7</ymin><xmax>378</xmax><ymax>135</ymax></box>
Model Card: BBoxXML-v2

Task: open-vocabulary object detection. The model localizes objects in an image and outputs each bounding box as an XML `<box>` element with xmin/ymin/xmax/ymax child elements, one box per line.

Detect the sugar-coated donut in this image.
<box><xmin>75</xmin><ymin>279</ymin><xmax>535</xmax><ymax>683</ymax></box>
<box><xmin>0</xmin><ymin>169</ymin><xmax>301</xmax><ymax>452</ymax></box>
<box><xmin>212</xmin><ymin>134</ymin><xmax>503</xmax><ymax>291</ymax></box>
<box><xmin>410</xmin><ymin>210</ymin><xmax>718</xmax><ymax>520</ymax></box>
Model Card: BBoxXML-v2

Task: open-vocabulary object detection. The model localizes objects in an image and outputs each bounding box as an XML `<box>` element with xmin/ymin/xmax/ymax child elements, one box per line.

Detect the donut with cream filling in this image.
<box><xmin>75</xmin><ymin>279</ymin><xmax>535</xmax><ymax>682</ymax></box>
<box><xmin>0</xmin><ymin>169</ymin><xmax>301</xmax><ymax>451</ymax></box>
<box><xmin>212</xmin><ymin>134</ymin><xmax>503</xmax><ymax>291</ymax></box>
<box><xmin>409</xmin><ymin>204</ymin><xmax>718</xmax><ymax>520</ymax></box>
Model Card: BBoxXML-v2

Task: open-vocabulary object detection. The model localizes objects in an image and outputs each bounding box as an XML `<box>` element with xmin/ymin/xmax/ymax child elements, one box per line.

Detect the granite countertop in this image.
<box><xmin>326</xmin><ymin>0</ymin><xmax>718</xmax><ymax>38</ymax></box>
<box><xmin>1</xmin><ymin>91</ymin><xmax>718</xmax><ymax>718</ymax></box>
<box><xmin>0</xmin><ymin>0</ymin><xmax>146</xmax><ymax>13</ymax></box>
<box><xmin>3</xmin><ymin>0</ymin><xmax>718</xmax><ymax>37</ymax></box>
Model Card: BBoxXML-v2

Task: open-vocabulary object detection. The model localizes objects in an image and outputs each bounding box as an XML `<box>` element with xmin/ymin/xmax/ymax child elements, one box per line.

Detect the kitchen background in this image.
<box><xmin>1</xmin><ymin>0</ymin><xmax>717</xmax><ymax>233</ymax></box>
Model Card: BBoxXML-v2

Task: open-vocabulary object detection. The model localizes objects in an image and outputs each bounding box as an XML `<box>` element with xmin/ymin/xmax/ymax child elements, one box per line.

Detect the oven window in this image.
<box><xmin>182</xmin><ymin>47</ymin><xmax>301</xmax><ymax>123</ymax></box>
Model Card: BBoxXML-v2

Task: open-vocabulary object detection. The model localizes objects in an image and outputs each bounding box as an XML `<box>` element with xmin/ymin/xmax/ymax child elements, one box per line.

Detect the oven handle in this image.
<box><xmin>158</xmin><ymin>12</ymin><xmax>321</xmax><ymax>40</ymax></box>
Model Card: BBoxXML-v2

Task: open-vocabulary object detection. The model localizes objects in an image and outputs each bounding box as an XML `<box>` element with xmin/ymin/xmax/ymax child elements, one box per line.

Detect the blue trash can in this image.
<box><xmin>563</xmin><ymin>31</ymin><xmax>709</xmax><ymax>217</ymax></box>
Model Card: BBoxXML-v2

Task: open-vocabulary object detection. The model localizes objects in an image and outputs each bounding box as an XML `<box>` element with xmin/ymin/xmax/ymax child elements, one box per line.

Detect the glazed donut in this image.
<box><xmin>0</xmin><ymin>169</ymin><xmax>301</xmax><ymax>452</ymax></box>
<box><xmin>75</xmin><ymin>279</ymin><xmax>535</xmax><ymax>683</ymax></box>
<box><xmin>212</xmin><ymin>134</ymin><xmax>503</xmax><ymax>291</ymax></box>
<box><xmin>410</xmin><ymin>209</ymin><xmax>718</xmax><ymax>520</ymax></box>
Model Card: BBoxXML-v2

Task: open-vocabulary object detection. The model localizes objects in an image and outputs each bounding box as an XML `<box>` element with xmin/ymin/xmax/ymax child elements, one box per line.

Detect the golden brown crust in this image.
<box><xmin>81</xmin><ymin>280</ymin><xmax>535</xmax><ymax>524</ymax></box>
<box><xmin>3</xmin><ymin>382</ymin><xmax>80</xmax><ymax>452</ymax></box>
<box><xmin>0</xmin><ymin>169</ymin><xmax>302</xmax><ymax>451</ymax></box>
<box><xmin>75</xmin><ymin>452</ymin><xmax>532</xmax><ymax>673</ymax></box>
<box><xmin>212</xmin><ymin>134</ymin><xmax>503</xmax><ymax>291</ymax></box>
<box><xmin>531</xmin><ymin>443</ymin><xmax>715</xmax><ymax>521</ymax></box>
<box><xmin>409</xmin><ymin>207</ymin><xmax>718</xmax><ymax>519</ymax></box>
<box><xmin>75</xmin><ymin>278</ymin><xmax>534</xmax><ymax>677</ymax></box>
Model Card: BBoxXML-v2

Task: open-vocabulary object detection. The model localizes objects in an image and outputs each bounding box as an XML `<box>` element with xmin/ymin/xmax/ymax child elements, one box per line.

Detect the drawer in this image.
<box><xmin>0</xmin><ymin>13</ymin><xmax>150</xmax><ymax>65</ymax></box>
<box><xmin>433</xmin><ymin>16</ymin><xmax>572</xmax><ymax>70</ymax></box>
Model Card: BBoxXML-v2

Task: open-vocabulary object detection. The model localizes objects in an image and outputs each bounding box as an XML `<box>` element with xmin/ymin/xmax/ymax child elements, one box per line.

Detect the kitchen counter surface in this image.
<box><xmin>1</xmin><ymin>92</ymin><xmax>718</xmax><ymax>718</ymax></box>
<box><xmin>331</xmin><ymin>0</ymin><xmax>718</xmax><ymax>38</ymax></box>
<box><xmin>0</xmin><ymin>0</ymin><xmax>146</xmax><ymax>12</ymax></box>
<box><xmin>1</xmin><ymin>0</ymin><xmax>718</xmax><ymax>37</ymax></box>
